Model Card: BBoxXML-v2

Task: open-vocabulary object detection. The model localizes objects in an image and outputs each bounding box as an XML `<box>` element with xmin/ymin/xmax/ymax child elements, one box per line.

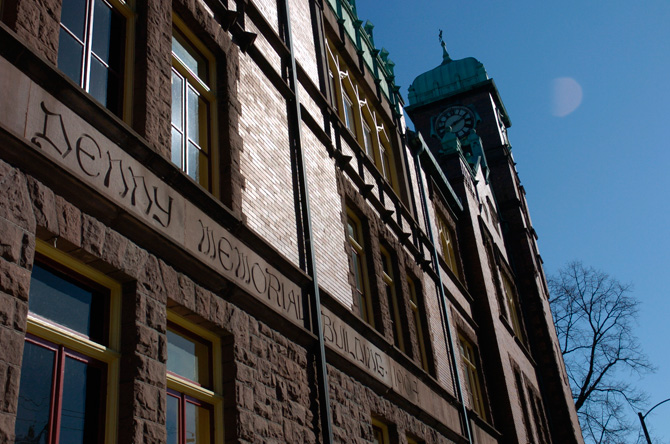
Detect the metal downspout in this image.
<box><xmin>412</xmin><ymin>141</ymin><xmax>474</xmax><ymax>444</ymax></box>
<box><xmin>279</xmin><ymin>1</ymin><xmax>334</xmax><ymax>443</ymax></box>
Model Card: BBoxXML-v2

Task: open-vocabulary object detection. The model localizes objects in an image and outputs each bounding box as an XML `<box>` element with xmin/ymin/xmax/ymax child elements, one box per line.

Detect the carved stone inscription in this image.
<box><xmin>321</xmin><ymin>306</ymin><xmax>460</xmax><ymax>429</ymax></box>
<box><xmin>24</xmin><ymin>95</ymin><xmax>183</xmax><ymax>242</ymax></box>
<box><xmin>321</xmin><ymin>307</ymin><xmax>392</xmax><ymax>385</ymax></box>
<box><xmin>2</xmin><ymin>63</ymin><xmax>302</xmax><ymax>327</ymax></box>
<box><xmin>184</xmin><ymin>204</ymin><xmax>303</xmax><ymax>325</ymax></box>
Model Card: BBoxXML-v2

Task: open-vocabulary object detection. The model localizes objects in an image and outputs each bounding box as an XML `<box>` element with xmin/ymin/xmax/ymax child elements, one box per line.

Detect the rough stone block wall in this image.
<box><xmin>329</xmin><ymin>366</ymin><xmax>457</xmax><ymax>444</ymax></box>
<box><xmin>0</xmin><ymin>159</ymin><xmax>35</xmax><ymax>444</ymax></box>
<box><xmin>4</xmin><ymin>0</ymin><xmax>60</xmax><ymax>64</ymax></box>
<box><xmin>0</xmin><ymin>157</ymin><xmax>317</xmax><ymax>443</ymax></box>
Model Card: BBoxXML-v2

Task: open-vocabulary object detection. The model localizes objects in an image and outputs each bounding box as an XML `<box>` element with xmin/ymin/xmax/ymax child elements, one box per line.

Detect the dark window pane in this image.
<box><xmin>166</xmin><ymin>393</ymin><xmax>180</xmax><ymax>444</ymax></box>
<box><xmin>105</xmin><ymin>71</ymin><xmax>122</xmax><ymax>117</ymax></box>
<box><xmin>171</xmin><ymin>127</ymin><xmax>183</xmax><ymax>168</ymax></box>
<box><xmin>29</xmin><ymin>263</ymin><xmax>105</xmax><ymax>343</ymax></box>
<box><xmin>59</xmin><ymin>356</ymin><xmax>103</xmax><ymax>444</ymax></box>
<box><xmin>15</xmin><ymin>341</ymin><xmax>55</xmax><ymax>444</ymax></box>
<box><xmin>167</xmin><ymin>328</ymin><xmax>211</xmax><ymax>387</ymax></box>
<box><xmin>91</xmin><ymin>0</ymin><xmax>112</xmax><ymax>63</ymax></box>
<box><xmin>60</xmin><ymin>0</ymin><xmax>87</xmax><ymax>40</ymax></box>
<box><xmin>107</xmin><ymin>8</ymin><xmax>126</xmax><ymax>74</ymax></box>
<box><xmin>89</xmin><ymin>56</ymin><xmax>109</xmax><ymax>108</ymax></box>
<box><xmin>58</xmin><ymin>28</ymin><xmax>84</xmax><ymax>86</ymax></box>
<box><xmin>172</xmin><ymin>71</ymin><xmax>183</xmax><ymax>130</ymax></box>
<box><xmin>185</xmin><ymin>400</ymin><xmax>212</xmax><ymax>444</ymax></box>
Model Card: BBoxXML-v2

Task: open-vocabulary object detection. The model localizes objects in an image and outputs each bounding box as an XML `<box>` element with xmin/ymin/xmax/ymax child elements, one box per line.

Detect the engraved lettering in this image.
<box><xmin>285</xmin><ymin>288</ymin><xmax>300</xmax><ymax>320</ymax></box>
<box><xmin>75</xmin><ymin>134</ymin><xmax>101</xmax><ymax>177</ymax></box>
<box><xmin>127</xmin><ymin>166</ymin><xmax>153</xmax><ymax>215</ymax></box>
<box><xmin>267</xmin><ymin>271</ymin><xmax>281</xmax><ymax>303</ymax></box>
<box><xmin>217</xmin><ymin>237</ymin><xmax>234</xmax><ymax>271</ymax></box>
<box><xmin>152</xmin><ymin>187</ymin><xmax>173</xmax><ymax>227</ymax></box>
<box><xmin>31</xmin><ymin>102</ymin><xmax>73</xmax><ymax>158</ymax></box>
<box><xmin>104</xmin><ymin>152</ymin><xmax>129</xmax><ymax>198</ymax></box>
<box><xmin>322</xmin><ymin>311</ymin><xmax>334</xmax><ymax>343</ymax></box>
<box><xmin>198</xmin><ymin>220</ymin><xmax>209</xmax><ymax>254</ymax></box>
<box><xmin>251</xmin><ymin>263</ymin><xmax>267</xmax><ymax>294</ymax></box>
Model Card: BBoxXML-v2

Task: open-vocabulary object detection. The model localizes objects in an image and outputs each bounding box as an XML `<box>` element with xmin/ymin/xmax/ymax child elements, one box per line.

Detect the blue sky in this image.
<box><xmin>353</xmin><ymin>0</ymin><xmax>670</xmax><ymax>441</ymax></box>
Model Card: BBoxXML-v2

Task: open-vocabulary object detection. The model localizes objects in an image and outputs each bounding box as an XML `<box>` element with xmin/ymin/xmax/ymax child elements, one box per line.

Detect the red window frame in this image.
<box><xmin>19</xmin><ymin>334</ymin><xmax>107</xmax><ymax>444</ymax></box>
<box><xmin>166</xmin><ymin>388</ymin><xmax>214</xmax><ymax>444</ymax></box>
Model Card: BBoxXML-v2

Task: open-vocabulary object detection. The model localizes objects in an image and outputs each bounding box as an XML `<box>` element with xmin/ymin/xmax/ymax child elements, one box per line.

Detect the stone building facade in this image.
<box><xmin>0</xmin><ymin>0</ymin><xmax>583</xmax><ymax>443</ymax></box>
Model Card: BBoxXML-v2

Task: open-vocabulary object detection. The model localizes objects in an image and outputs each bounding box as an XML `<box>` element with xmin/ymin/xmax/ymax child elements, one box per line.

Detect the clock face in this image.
<box><xmin>435</xmin><ymin>106</ymin><xmax>476</xmax><ymax>139</ymax></box>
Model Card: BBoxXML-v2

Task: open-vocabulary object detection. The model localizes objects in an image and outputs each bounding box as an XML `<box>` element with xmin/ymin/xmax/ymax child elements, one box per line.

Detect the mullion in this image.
<box><xmin>180</xmin><ymin>394</ymin><xmax>187</xmax><ymax>444</ymax></box>
<box><xmin>50</xmin><ymin>345</ymin><xmax>67</xmax><ymax>444</ymax></box>
<box><xmin>83</xmin><ymin>0</ymin><xmax>95</xmax><ymax>93</ymax></box>
<box><xmin>181</xmin><ymin>78</ymin><xmax>188</xmax><ymax>172</ymax></box>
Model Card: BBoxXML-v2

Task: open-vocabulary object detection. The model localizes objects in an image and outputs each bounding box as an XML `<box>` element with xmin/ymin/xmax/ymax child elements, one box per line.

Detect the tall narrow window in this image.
<box><xmin>363</xmin><ymin>122</ymin><xmax>374</xmax><ymax>158</ymax></box>
<box><xmin>16</xmin><ymin>241</ymin><xmax>121</xmax><ymax>444</ymax></box>
<box><xmin>171</xmin><ymin>21</ymin><xmax>215</xmax><ymax>190</ymax></box>
<box><xmin>379</xmin><ymin>140</ymin><xmax>393</xmax><ymax>185</ymax></box>
<box><xmin>458</xmin><ymin>335</ymin><xmax>487</xmax><ymax>419</ymax></box>
<box><xmin>529</xmin><ymin>391</ymin><xmax>552</xmax><ymax>444</ymax></box>
<box><xmin>502</xmin><ymin>274</ymin><xmax>524</xmax><ymax>338</ymax></box>
<box><xmin>514</xmin><ymin>369</ymin><xmax>535</xmax><ymax>443</ymax></box>
<box><xmin>381</xmin><ymin>248</ymin><xmax>404</xmax><ymax>351</ymax></box>
<box><xmin>166</xmin><ymin>314</ymin><xmax>223</xmax><ymax>444</ymax></box>
<box><xmin>342</xmin><ymin>93</ymin><xmax>356</xmax><ymax>133</ymax></box>
<box><xmin>347</xmin><ymin>212</ymin><xmax>373</xmax><ymax>327</ymax></box>
<box><xmin>58</xmin><ymin>0</ymin><xmax>130</xmax><ymax>116</ymax></box>
<box><xmin>407</xmin><ymin>277</ymin><xmax>429</xmax><ymax>372</ymax></box>
<box><xmin>436</xmin><ymin>214</ymin><xmax>459</xmax><ymax>275</ymax></box>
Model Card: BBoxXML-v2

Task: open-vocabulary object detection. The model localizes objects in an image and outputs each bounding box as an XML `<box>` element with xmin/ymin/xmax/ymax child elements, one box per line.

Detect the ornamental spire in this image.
<box><xmin>439</xmin><ymin>29</ymin><xmax>452</xmax><ymax>64</ymax></box>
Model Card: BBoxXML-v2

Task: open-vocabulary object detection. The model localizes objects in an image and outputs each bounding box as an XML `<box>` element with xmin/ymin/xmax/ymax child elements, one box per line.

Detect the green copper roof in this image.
<box><xmin>325</xmin><ymin>0</ymin><xmax>403</xmax><ymax>107</ymax></box>
<box><xmin>407</xmin><ymin>42</ymin><xmax>489</xmax><ymax>108</ymax></box>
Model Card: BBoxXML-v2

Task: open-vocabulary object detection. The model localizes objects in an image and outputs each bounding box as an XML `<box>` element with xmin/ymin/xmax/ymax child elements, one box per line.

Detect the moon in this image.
<box><xmin>551</xmin><ymin>77</ymin><xmax>583</xmax><ymax>117</ymax></box>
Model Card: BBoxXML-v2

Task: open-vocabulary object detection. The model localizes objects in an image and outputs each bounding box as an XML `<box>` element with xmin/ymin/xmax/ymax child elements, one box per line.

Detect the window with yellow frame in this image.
<box><xmin>436</xmin><ymin>212</ymin><xmax>459</xmax><ymax>276</ymax></box>
<box><xmin>15</xmin><ymin>239</ymin><xmax>121</xmax><ymax>444</ymax></box>
<box><xmin>347</xmin><ymin>210</ymin><xmax>374</xmax><ymax>327</ymax></box>
<box><xmin>57</xmin><ymin>0</ymin><xmax>135</xmax><ymax>120</ymax></box>
<box><xmin>326</xmin><ymin>42</ymin><xmax>399</xmax><ymax>192</ymax></box>
<box><xmin>458</xmin><ymin>334</ymin><xmax>487</xmax><ymax>419</ymax></box>
<box><xmin>166</xmin><ymin>312</ymin><xmax>224</xmax><ymax>444</ymax></box>
<box><xmin>381</xmin><ymin>247</ymin><xmax>404</xmax><ymax>352</ymax></box>
<box><xmin>171</xmin><ymin>15</ymin><xmax>219</xmax><ymax>194</ymax></box>
<box><xmin>371</xmin><ymin>417</ymin><xmax>391</xmax><ymax>444</ymax></box>
<box><xmin>406</xmin><ymin>435</ymin><xmax>425</xmax><ymax>444</ymax></box>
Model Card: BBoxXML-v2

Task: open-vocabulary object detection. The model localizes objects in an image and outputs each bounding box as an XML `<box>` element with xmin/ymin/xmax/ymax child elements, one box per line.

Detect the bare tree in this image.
<box><xmin>548</xmin><ymin>261</ymin><xmax>653</xmax><ymax>444</ymax></box>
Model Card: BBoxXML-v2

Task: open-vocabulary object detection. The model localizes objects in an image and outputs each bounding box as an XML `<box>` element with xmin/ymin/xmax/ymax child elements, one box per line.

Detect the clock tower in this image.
<box><xmin>405</xmin><ymin>40</ymin><xmax>585</xmax><ymax>444</ymax></box>
<box><xmin>405</xmin><ymin>40</ymin><xmax>511</xmax><ymax>167</ymax></box>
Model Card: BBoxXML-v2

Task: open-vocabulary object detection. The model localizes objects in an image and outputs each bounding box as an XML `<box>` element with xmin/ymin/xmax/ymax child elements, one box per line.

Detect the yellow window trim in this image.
<box><xmin>167</xmin><ymin>311</ymin><xmax>225</xmax><ymax>443</ymax></box>
<box><xmin>371</xmin><ymin>417</ymin><xmax>391</xmax><ymax>444</ymax></box>
<box><xmin>172</xmin><ymin>13</ymin><xmax>220</xmax><ymax>198</ymax></box>
<box><xmin>33</xmin><ymin>239</ymin><xmax>121</xmax><ymax>444</ymax></box>
<box><xmin>109</xmin><ymin>0</ymin><xmax>136</xmax><ymax>123</ymax></box>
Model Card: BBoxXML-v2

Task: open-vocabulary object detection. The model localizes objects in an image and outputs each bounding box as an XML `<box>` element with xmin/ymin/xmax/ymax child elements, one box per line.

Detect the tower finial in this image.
<box><xmin>439</xmin><ymin>29</ymin><xmax>451</xmax><ymax>64</ymax></box>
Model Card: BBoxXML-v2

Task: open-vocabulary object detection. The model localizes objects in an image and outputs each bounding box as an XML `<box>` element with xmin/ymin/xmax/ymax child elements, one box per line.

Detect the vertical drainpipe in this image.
<box><xmin>412</xmin><ymin>140</ymin><xmax>474</xmax><ymax>444</ymax></box>
<box><xmin>278</xmin><ymin>0</ymin><xmax>335</xmax><ymax>443</ymax></box>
